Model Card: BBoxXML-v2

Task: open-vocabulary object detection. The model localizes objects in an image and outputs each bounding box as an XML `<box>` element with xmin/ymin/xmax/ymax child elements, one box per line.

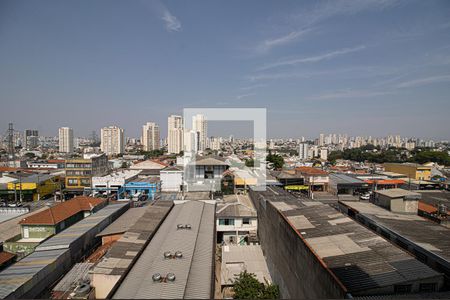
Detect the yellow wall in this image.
<box><xmin>234</xmin><ymin>177</ymin><xmax>258</xmax><ymax>186</ymax></box>
<box><xmin>384</xmin><ymin>163</ymin><xmax>431</xmax><ymax>180</ymax></box>
<box><xmin>7</xmin><ymin>178</ymin><xmax>59</xmax><ymax>201</ymax></box>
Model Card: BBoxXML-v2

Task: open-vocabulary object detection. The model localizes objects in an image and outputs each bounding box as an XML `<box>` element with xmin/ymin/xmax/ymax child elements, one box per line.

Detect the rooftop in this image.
<box><xmin>216</xmin><ymin>194</ymin><xmax>256</xmax><ymax>218</ymax></box>
<box><xmin>252</xmin><ymin>187</ymin><xmax>442</xmax><ymax>295</ymax></box>
<box><xmin>329</xmin><ymin>173</ymin><xmax>366</xmax><ymax>185</ymax></box>
<box><xmin>295</xmin><ymin>166</ymin><xmax>328</xmax><ymax>176</ymax></box>
<box><xmin>19</xmin><ymin>196</ymin><xmax>106</xmax><ymax>225</ymax></box>
<box><xmin>221</xmin><ymin>244</ymin><xmax>271</xmax><ymax>286</ymax></box>
<box><xmin>96</xmin><ymin>206</ymin><xmax>148</xmax><ymax>237</ymax></box>
<box><xmin>375</xmin><ymin>188</ymin><xmax>421</xmax><ymax>199</ymax></box>
<box><xmin>339</xmin><ymin>201</ymin><xmax>450</xmax><ymax>264</ymax></box>
<box><xmin>130</xmin><ymin>160</ymin><xmax>168</xmax><ymax>170</ymax></box>
<box><xmin>113</xmin><ymin>200</ymin><xmax>215</xmax><ymax>299</ymax></box>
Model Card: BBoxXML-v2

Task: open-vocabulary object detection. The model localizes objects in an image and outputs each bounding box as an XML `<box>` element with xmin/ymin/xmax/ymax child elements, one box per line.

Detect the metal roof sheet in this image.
<box><xmin>113</xmin><ymin>201</ymin><xmax>215</xmax><ymax>299</ymax></box>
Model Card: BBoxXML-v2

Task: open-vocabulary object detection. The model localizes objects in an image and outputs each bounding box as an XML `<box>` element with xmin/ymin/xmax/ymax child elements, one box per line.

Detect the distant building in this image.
<box><xmin>58</xmin><ymin>127</ymin><xmax>74</xmax><ymax>153</ymax></box>
<box><xmin>384</xmin><ymin>163</ymin><xmax>432</xmax><ymax>181</ymax></box>
<box><xmin>192</xmin><ymin>114</ymin><xmax>207</xmax><ymax>151</ymax></box>
<box><xmin>183</xmin><ymin>130</ymin><xmax>199</xmax><ymax>153</ymax></box>
<box><xmin>320</xmin><ymin>148</ymin><xmax>328</xmax><ymax>160</ymax></box>
<box><xmin>101</xmin><ymin>126</ymin><xmax>124</xmax><ymax>155</ymax></box>
<box><xmin>24</xmin><ymin>129</ymin><xmax>39</xmax><ymax>150</ymax></box>
<box><xmin>295</xmin><ymin>166</ymin><xmax>329</xmax><ymax>192</ymax></box>
<box><xmin>298</xmin><ymin>143</ymin><xmax>309</xmax><ymax>160</ymax></box>
<box><xmin>167</xmin><ymin>115</ymin><xmax>183</xmax><ymax>154</ymax></box>
<box><xmin>142</xmin><ymin>122</ymin><xmax>160</xmax><ymax>151</ymax></box>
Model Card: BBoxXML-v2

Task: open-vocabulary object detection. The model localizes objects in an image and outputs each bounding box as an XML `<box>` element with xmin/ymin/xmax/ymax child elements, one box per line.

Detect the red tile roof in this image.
<box><xmin>0</xmin><ymin>251</ymin><xmax>15</xmax><ymax>266</ymax></box>
<box><xmin>418</xmin><ymin>202</ymin><xmax>441</xmax><ymax>214</ymax></box>
<box><xmin>295</xmin><ymin>167</ymin><xmax>328</xmax><ymax>176</ymax></box>
<box><xmin>19</xmin><ymin>196</ymin><xmax>105</xmax><ymax>225</ymax></box>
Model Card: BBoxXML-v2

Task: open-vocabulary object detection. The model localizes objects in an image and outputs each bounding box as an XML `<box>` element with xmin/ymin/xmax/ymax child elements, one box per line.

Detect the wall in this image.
<box><xmin>249</xmin><ymin>190</ymin><xmax>347</xmax><ymax>299</ymax></box>
<box><xmin>21</xmin><ymin>225</ymin><xmax>55</xmax><ymax>239</ymax></box>
<box><xmin>160</xmin><ymin>172</ymin><xmax>183</xmax><ymax>192</ymax></box>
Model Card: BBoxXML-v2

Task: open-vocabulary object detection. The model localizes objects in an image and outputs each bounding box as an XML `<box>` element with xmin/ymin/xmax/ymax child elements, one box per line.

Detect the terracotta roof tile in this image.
<box><xmin>0</xmin><ymin>252</ymin><xmax>15</xmax><ymax>266</ymax></box>
<box><xmin>295</xmin><ymin>167</ymin><xmax>328</xmax><ymax>176</ymax></box>
<box><xmin>19</xmin><ymin>196</ymin><xmax>105</xmax><ymax>226</ymax></box>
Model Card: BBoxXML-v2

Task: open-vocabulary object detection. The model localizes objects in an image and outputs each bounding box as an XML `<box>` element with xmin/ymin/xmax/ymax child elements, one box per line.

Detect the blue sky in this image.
<box><xmin>1</xmin><ymin>0</ymin><xmax>449</xmax><ymax>139</ymax></box>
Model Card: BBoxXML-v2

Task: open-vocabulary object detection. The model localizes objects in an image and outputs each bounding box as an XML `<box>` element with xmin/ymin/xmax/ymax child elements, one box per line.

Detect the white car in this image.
<box><xmin>360</xmin><ymin>194</ymin><xmax>371</xmax><ymax>200</ymax></box>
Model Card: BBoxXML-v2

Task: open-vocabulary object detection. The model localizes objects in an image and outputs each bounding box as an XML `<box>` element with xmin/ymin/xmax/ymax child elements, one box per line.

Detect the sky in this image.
<box><xmin>1</xmin><ymin>0</ymin><xmax>450</xmax><ymax>139</ymax></box>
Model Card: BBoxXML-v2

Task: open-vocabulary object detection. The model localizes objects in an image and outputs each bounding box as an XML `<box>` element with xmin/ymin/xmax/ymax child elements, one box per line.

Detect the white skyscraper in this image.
<box><xmin>142</xmin><ymin>122</ymin><xmax>160</xmax><ymax>151</ymax></box>
<box><xmin>192</xmin><ymin>114</ymin><xmax>207</xmax><ymax>152</ymax></box>
<box><xmin>167</xmin><ymin>115</ymin><xmax>183</xmax><ymax>154</ymax></box>
<box><xmin>101</xmin><ymin>126</ymin><xmax>124</xmax><ymax>155</ymax></box>
<box><xmin>58</xmin><ymin>127</ymin><xmax>74</xmax><ymax>153</ymax></box>
<box><xmin>298</xmin><ymin>143</ymin><xmax>309</xmax><ymax>160</ymax></box>
<box><xmin>184</xmin><ymin>130</ymin><xmax>199</xmax><ymax>153</ymax></box>
<box><xmin>319</xmin><ymin>133</ymin><xmax>325</xmax><ymax>147</ymax></box>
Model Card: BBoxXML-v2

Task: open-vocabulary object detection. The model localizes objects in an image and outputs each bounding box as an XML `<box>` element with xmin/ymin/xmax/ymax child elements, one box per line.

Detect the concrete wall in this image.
<box><xmin>249</xmin><ymin>190</ymin><xmax>346</xmax><ymax>299</ymax></box>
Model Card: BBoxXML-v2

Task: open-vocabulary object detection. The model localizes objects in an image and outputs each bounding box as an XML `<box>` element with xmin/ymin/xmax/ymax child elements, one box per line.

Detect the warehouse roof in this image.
<box><xmin>329</xmin><ymin>173</ymin><xmax>366</xmax><ymax>185</ymax></box>
<box><xmin>375</xmin><ymin>188</ymin><xmax>421</xmax><ymax>199</ymax></box>
<box><xmin>113</xmin><ymin>200</ymin><xmax>215</xmax><ymax>299</ymax></box>
<box><xmin>19</xmin><ymin>196</ymin><xmax>105</xmax><ymax>225</ymax></box>
<box><xmin>96</xmin><ymin>207</ymin><xmax>147</xmax><ymax>237</ymax></box>
<box><xmin>339</xmin><ymin>201</ymin><xmax>450</xmax><ymax>264</ymax></box>
<box><xmin>252</xmin><ymin>186</ymin><xmax>443</xmax><ymax>295</ymax></box>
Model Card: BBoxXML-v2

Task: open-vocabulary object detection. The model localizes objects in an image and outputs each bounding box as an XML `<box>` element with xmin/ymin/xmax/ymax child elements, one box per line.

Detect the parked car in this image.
<box><xmin>360</xmin><ymin>193</ymin><xmax>371</xmax><ymax>200</ymax></box>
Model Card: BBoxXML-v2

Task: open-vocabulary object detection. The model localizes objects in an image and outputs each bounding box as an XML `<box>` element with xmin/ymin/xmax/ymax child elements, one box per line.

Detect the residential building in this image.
<box><xmin>58</xmin><ymin>127</ymin><xmax>74</xmax><ymax>153</ymax></box>
<box><xmin>184</xmin><ymin>156</ymin><xmax>229</xmax><ymax>192</ymax></box>
<box><xmin>320</xmin><ymin>148</ymin><xmax>328</xmax><ymax>160</ymax></box>
<box><xmin>216</xmin><ymin>194</ymin><xmax>257</xmax><ymax>244</ymax></box>
<box><xmin>101</xmin><ymin>126</ymin><xmax>124</xmax><ymax>155</ymax></box>
<box><xmin>192</xmin><ymin>114</ymin><xmax>207</xmax><ymax>151</ymax></box>
<box><xmin>298</xmin><ymin>143</ymin><xmax>309</xmax><ymax>160</ymax></box>
<box><xmin>65</xmin><ymin>154</ymin><xmax>109</xmax><ymax>191</ymax></box>
<box><xmin>183</xmin><ymin>129</ymin><xmax>199</xmax><ymax>153</ymax></box>
<box><xmin>167</xmin><ymin>115</ymin><xmax>183</xmax><ymax>154</ymax></box>
<box><xmin>24</xmin><ymin>129</ymin><xmax>39</xmax><ymax>150</ymax></box>
<box><xmin>384</xmin><ymin>163</ymin><xmax>432</xmax><ymax>181</ymax></box>
<box><xmin>142</xmin><ymin>122</ymin><xmax>160</xmax><ymax>151</ymax></box>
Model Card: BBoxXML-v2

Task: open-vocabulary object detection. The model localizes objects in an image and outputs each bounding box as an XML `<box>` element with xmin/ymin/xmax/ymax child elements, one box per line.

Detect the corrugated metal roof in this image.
<box><xmin>52</xmin><ymin>262</ymin><xmax>94</xmax><ymax>292</ymax></box>
<box><xmin>113</xmin><ymin>201</ymin><xmax>215</xmax><ymax>299</ymax></box>
<box><xmin>96</xmin><ymin>207</ymin><xmax>147</xmax><ymax>237</ymax></box>
<box><xmin>253</xmin><ymin>186</ymin><xmax>443</xmax><ymax>295</ymax></box>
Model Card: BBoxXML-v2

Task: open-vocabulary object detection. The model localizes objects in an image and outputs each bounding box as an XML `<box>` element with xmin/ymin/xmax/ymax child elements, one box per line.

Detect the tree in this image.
<box><xmin>233</xmin><ymin>271</ymin><xmax>280</xmax><ymax>299</ymax></box>
<box><xmin>121</xmin><ymin>162</ymin><xmax>128</xmax><ymax>169</ymax></box>
<box><xmin>245</xmin><ymin>158</ymin><xmax>254</xmax><ymax>168</ymax></box>
<box><xmin>267</xmin><ymin>153</ymin><xmax>284</xmax><ymax>169</ymax></box>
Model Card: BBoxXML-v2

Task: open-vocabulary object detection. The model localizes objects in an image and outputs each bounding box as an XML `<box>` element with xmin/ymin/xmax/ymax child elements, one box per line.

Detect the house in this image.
<box><xmin>129</xmin><ymin>159</ymin><xmax>167</xmax><ymax>176</ymax></box>
<box><xmin>18</xmin><ymin>196</ymin><xmax>106</xmax><ymax>241</ymax></box>
<box><xmin>184</xmin><ymin>156</ymin><xmax>229</xmax><ymax>192</ymax></box>
<box><xmin>216</xmin><ymin>194</ymin><xmax>257</xmax><ymax>244</ymax></box>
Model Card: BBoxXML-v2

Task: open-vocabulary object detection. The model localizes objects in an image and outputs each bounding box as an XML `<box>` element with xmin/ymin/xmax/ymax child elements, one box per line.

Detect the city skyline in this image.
<box><xmin>1</xmin><ymin>0</ymin><xmax>450</xmax><ymax>139</ymax></box>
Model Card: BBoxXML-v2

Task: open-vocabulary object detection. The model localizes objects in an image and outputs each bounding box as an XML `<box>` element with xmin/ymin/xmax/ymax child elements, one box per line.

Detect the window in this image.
<box><xmin>67</xmin><ymin>178</ymin><xmax>78</xmax><ymax>186</ymax></box>
<box><xmin>80</xmin><ymin>178</ymin><xmax>91</xmax><ymax>186</ymax></box>
<box><xmin>394</xmin><ymin>284</ymin><xmax>412</xmax><ymax>294</ymax></box>
<box><xmin>243</xmin><ymin>218</ymin><xmax>250</xmax><ymax>225</ymax></box>
<box><xmin>218</xmin><ymin>218</ymin><xmax>235</xmax><ymax>226</ymax></box>
<box><xmin>419</xmin><ymin>283</ymin><xmax>436</xmax><ymax>293</ymax></box>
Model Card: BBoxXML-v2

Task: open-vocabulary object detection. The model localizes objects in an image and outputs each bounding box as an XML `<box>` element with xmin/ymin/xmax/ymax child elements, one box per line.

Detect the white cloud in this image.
<box><xmin>162</xmin><ymin>10</ymin><xmax>181</xmax><ymax>32</ymax></box>
<box><xmin>257</xmin><ymin>45</ymin><xmax>366</xmax><ymax>71</ymax></box>
<box><xmin>255</xmin><ymin>29</ymin><xmax>311</xmax><ymax>53</ymax></box>
<box><xmin>396</xmin><ymin>75</ymin><xmax>450</xmax><ymax>88</ymax></box>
